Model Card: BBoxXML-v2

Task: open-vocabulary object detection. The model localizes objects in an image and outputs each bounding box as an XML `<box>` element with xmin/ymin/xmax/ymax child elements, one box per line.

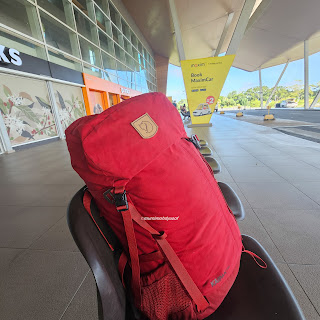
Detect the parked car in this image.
<box><xmin>193</xmin><ymin>103</ymin><xmax>212</xmax><ymax>116</ymax></box>
<box><xmin>279</xmin><ymin>99</ymin><xmax>298</xmax><ymax>108</ymax></box>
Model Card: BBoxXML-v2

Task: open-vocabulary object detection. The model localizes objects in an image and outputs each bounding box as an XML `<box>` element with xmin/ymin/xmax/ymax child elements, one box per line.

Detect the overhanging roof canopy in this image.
<box><xmin>122</xmin><ymin>0</ymin><xmax>320</xmax><ymax>72</ymax></box>
<box><xmin>234</xmin><ymin>0</ymin><xmax>320</xmax><ymax>71</ymax></box>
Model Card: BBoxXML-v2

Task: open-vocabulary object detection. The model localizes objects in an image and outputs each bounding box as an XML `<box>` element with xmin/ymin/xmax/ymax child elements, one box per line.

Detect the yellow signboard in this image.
<box><xmin>181</xmin><ymin>55</ymin><xmax>235</xmax><ymax>124</ymax></box>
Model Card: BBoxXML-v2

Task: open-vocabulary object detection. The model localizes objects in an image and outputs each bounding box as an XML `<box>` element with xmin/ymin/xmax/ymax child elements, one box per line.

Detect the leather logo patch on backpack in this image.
<box><xmin>131</xmin><ymin>113</ymin><xmax>158</xmax><ymax>139</ymax></box>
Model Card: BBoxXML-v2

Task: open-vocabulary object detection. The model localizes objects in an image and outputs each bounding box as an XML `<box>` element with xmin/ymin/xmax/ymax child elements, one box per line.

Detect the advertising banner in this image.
<box><xmin>181</xmin><ymin>55</ymin><xmax>235</xmax><ymax>124</ymax></box>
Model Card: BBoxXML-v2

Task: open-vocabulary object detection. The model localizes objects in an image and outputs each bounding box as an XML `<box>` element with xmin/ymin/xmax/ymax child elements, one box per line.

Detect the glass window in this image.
<box><xmin>127</xmin><ymin>69</ymin><xmax>135</xmax><ymax>84</ymax></box>
<box><xmin>0</xmin><ymin>0</ymin><xmax>42</xmax><ymax>40</ymax></box>
<box><xmin>109</xmin><ymin>2</ymin><xmax>120</xmax><ymax>28</ymax></box>
<box><xmin>131</xmin><ymin>32</ymin><xmax>137</xmax><ymax>48</ymax></box>
<box><xmin>37</xmin><ymin>0</ymin><xmax>74</xmax><ymax>28</ymax></box>
<box><xmin>72</xmin><ymin>0</ymin><xmax>94</xmax><ymax>19</ymax></box>
<box><xmin>94</xmin><ymin>0</ymin><xmax>110</xmax><ymax>15</ymax></box>
<box><xmin>118</xmin><ymin>77</ymin><xmax>128</xmax><ymax>88</ymax></box>
<box><xmin>138</xmin><ymin>52</ymin><xmax>143</xmax><ymax>66</ymax></box>
<box><xmin>112</xmin><ymin>25</ymin><xmax>123</xmax><ymax>46</ymax></box>
<box><xmin>83</xmin><ymin>63</ymin><xmax>103</xmax><ymax>78</ymax></box>
<box><xmin>95</xmin><ymin>6</ymin><xmax>112</xmax><ymax>36</ymax></box>
<box><xmin>74</xmin><ymin>8</ymin><xmax>98</xmax><ymax>44</ymax></box>
<box><xmin>117</xmin><ymin>61</ymin><xmax>128</xmax><ymax>81</ymax></box>
<box><xmin>48</xmin><ymin>49</ymin><xmax>82</xmax><ymax>72</ymax></box>
<box><xmin>126</xmin><ymin>53</ymin><xmax>135</xmax><ymax>70</ymax></box>
<box><xmin>101</xmin><ymin>51</ymin><xmax>117</xmax><ymax>75</ymax></box>
<box><xmin>99</xmin><ymin>30</ymin><xmax>114</xmax><ymax>55</ymax></box>
<box><xmin>143</xmin><ymin>48</ymin><xmax>147</xmax><ymax>59</ymax></box>
<box><xmin>138</xmin><ymin>41</ymin><xmax>143</xmax><ymax>54</ymax></box>
<box><xmin>94</xmin><ymin>0</ymin><xmax>103</xmax><ymax>9</ymax></box>
<box><xmin>132</xmin><ymin>47</ymin><xmax>139</xmax><ymax>61</ymax></box>
<box><xmin>123</xmin><ymin>38</ymin><xmax>132</xmax><ymax>55</ymax></box>
<box><xmin>94</xmin><ymin>0</ymin><xmax>106</xmax><ymax>9</ymax></box>
<box><xmin>79</xmin><ymin>37</ymin><xmax>101</xmax><ymax>67</ymax></box>
<box><xmin>103</xmin><ymin>71</ymin><xmax>118</xmax><ymax>84</ymax></box>
<box><xmin>140</xmin><ymin>68</ymin><xmax>147</xmax><ymax>88</ymax></box>
<box><xmin>114</xmin><ymin>43</ymin><xmax>125</xmax><ymax>63</ymax></box>
<box><xmin>146</xmin><ymin>71</ymin><xmax>151</xmax><ymax>82</ymax></box>
<box><xmin>121</xmin><ymin>19</ymin><xmax>131</xmax><ymax>41</ymax></box>
<box><xmin>135</xmin><ymin>73</ymin><xmax>141</xmax><ymax>87</ymax></box>
<box><xmin>40</xmin><ymin>11</ymin><xmax>79</xmax><ymax>57</ymax></box>
<box><xmin>0</xmin><ymin>29</ymin><xmax>46</xmax><ymax>60</ymax></box>
<box><xmin>147</xmin><ymin>81</ymin><xmax>153</xmax><ymax>92</ymax></box>
<box><xmin>146</xmin><ymin>52</ymin><xmax>151</xmax><ymax>64</ymax></box>
<box><xmin>127</xmin><ymin>82</ymin><xmax>135</xmax><ymax>90</ymax></box>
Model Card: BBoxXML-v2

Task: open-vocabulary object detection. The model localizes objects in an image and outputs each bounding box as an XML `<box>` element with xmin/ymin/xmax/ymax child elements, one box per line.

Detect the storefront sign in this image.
<box><xmin>181</xmin><ymin>55</ymin><xmax>235</xmax><ymax>124</ymax></box>
<box><xmin>121</xmin><ymin>87</ymin><xmax>130</xmax><ymax>94</ymax></box>
<box><xmin>0</xmin><ymin>45</ymin><xmax>22</xmax><ymax>66</ymax></box>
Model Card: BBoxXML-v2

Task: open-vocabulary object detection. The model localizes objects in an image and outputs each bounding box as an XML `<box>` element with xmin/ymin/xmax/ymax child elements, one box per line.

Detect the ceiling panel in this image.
<box><xmin>121</xmin><ymin>0</ymin><xmax>320</xmax><ymax>71</ymax></box>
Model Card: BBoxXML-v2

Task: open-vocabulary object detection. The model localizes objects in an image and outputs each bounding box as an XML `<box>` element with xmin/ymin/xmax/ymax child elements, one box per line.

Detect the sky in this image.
<box><xmin>166</xmin><ymin>51</ymin><xmax>320</xmax><ymax>102</ymax></box>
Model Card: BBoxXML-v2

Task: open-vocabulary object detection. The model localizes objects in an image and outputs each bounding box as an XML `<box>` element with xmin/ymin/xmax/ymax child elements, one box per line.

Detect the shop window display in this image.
<box><xmin>52</xmin><ymin>82</ymin><xmax>86</xmax><ymax>131</ymax></box>
<box><xmin>0</xmin><ymin>74</ymin><xmax>58</xmax><ymax>146</ymax></box>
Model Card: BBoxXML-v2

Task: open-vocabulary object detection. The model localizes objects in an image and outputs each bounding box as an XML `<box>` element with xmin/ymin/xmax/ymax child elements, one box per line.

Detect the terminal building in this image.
<box><xmin>1</xmin><ymin>0</ymin><xmax>320</xmax><ymax>154</ymax></box>
<box><xmin>0</xmin><ymin>0</ymin><xmax>158</xmax><ymax>153</ymax></box>
<box><xmin>1</xmin><ymin>1</ymin><xmax>320</xmax><ymax>319</ymax></box>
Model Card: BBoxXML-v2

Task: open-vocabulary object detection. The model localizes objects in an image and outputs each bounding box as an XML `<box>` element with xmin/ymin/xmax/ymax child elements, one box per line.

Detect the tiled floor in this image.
<box><xmin>0</xmin><ymin>114</ymin><xmax>320</xmax><ymax>319</ymax></box>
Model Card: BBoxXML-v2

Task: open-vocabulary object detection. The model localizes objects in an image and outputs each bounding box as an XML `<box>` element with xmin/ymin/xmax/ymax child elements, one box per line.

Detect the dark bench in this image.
<box><xmin>205</xmin><ymin>156</ymin><xmax>221</xmax><ymax>174</ymax></box>
<box><xmin>67</xmin><ymin>187</ymin><xmax>305</xmax><ymax>320</ymax></box>
<box><xmin>218</xmin><ymin>182</ymin><xmax>245</xmax><ymax>221</ymax></box>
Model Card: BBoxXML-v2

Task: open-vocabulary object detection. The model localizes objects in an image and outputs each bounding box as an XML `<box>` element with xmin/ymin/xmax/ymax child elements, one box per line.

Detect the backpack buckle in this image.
<box><xmin>104</xmin><ymin>189</ymin><xmax>129</xmax><ymax>212</ymax></box>
<box><xmin>189</xmin><ymin>134</ymin><xmax>201</xmax><ymax>149</ymax></box>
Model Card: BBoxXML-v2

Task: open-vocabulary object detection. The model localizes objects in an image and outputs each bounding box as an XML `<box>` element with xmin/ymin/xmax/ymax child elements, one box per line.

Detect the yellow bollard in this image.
<box><xmin>264</xmin><ymin>105</ymin><xmax>275</xmax><ymax>120</ymax></box>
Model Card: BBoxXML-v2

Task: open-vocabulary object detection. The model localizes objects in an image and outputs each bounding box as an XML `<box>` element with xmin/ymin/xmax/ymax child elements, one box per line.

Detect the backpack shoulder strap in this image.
<box><xmin>125</xmin><ymin>196</ymin><xmax>209</xmax><ymax>313</ymax></box>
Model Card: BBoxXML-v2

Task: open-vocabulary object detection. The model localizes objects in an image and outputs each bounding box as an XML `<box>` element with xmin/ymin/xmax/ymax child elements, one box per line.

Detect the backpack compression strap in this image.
<box><xmin>111</xmin><ymin>186</ymin><xmax>210</xmax><ymax>313</ymax></box>
<box><xmin>83</xmin><ymin>191</ymin><xmax>114</xmax><ymax>251</ymax></box>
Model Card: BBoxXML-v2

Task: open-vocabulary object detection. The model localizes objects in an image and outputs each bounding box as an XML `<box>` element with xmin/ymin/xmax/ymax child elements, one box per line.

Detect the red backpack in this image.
<box><xmin>66</xmin><ymin>92</ymin><xmax>242</xmax><ymax>319</ymax></box>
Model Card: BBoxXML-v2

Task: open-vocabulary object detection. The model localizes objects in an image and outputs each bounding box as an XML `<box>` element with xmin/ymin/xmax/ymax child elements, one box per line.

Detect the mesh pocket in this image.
<box><xmin>140</xmin><ymin>263</ymin><xmax>196</xmax><ymax>320</ymax></box>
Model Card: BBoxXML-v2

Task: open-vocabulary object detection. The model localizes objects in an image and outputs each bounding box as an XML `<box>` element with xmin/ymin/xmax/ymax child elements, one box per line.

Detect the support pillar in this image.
<box><xmin>214</xmin><ymin>12</ymin><xmax>234</xmax><ymax>57</ymax></box>
<box><xmin>310</xmin><ymin>89</ymin><xmax>320</xmax><ymax>109</ymax></box>
<box><xmin>259</xmin><ymin>68</ymin><xmax>263</xmax><ymax>109</ymax></box>
<box><xmin>168</xmin><ymin>0</ymin><xmax>185</xmax><ymax>61</ymax></box>
<box><xmin>226</xmin><ymin>0</ymin><xmax>256</xmax><ymax>55</ymax></box>
<box><xmin>264</xmin><ymin>61</ymin><xmax>289</xmax><ymax>108</ymax></box>
<box><xmin>154</xmin><ymin>54</ymin><xmax>169</xmax><ymax>95</ymax></box>
<box><xmin>304</xmin><ymin>40</ymin><xmax>309</xmax><ymax>109</ymax></box>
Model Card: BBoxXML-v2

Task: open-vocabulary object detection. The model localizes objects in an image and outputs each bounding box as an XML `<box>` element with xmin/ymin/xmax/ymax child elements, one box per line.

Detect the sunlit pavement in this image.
<box><xmin>225</xmin><ymin>108</ymin><xmax>320</xmax><ymax>124</ymax></box>
<box><xmin>186</xmin><ymin>114</ymin><xmax>320</xmax><ymax>320</ymax></box>
<box><xmin>0</xmin><ymin>114</ymin><xmax>320</xmax><ymax>319</ymax></box>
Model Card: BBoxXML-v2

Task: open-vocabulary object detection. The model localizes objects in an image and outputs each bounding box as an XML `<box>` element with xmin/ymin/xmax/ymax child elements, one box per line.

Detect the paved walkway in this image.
<box><xmin>226</xmin><ymin>108</ymin><xmax>320</xmax><ymax>124</ymax></box>
<box><xmin>186</xmin><ymin>114</ymin><xmax>320</xmax><ymax>320</ymax></box>
<box><xmin>0</xmin><ymin>114</ymin><xmax>319</xmax><ymax>319</ymax></box>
